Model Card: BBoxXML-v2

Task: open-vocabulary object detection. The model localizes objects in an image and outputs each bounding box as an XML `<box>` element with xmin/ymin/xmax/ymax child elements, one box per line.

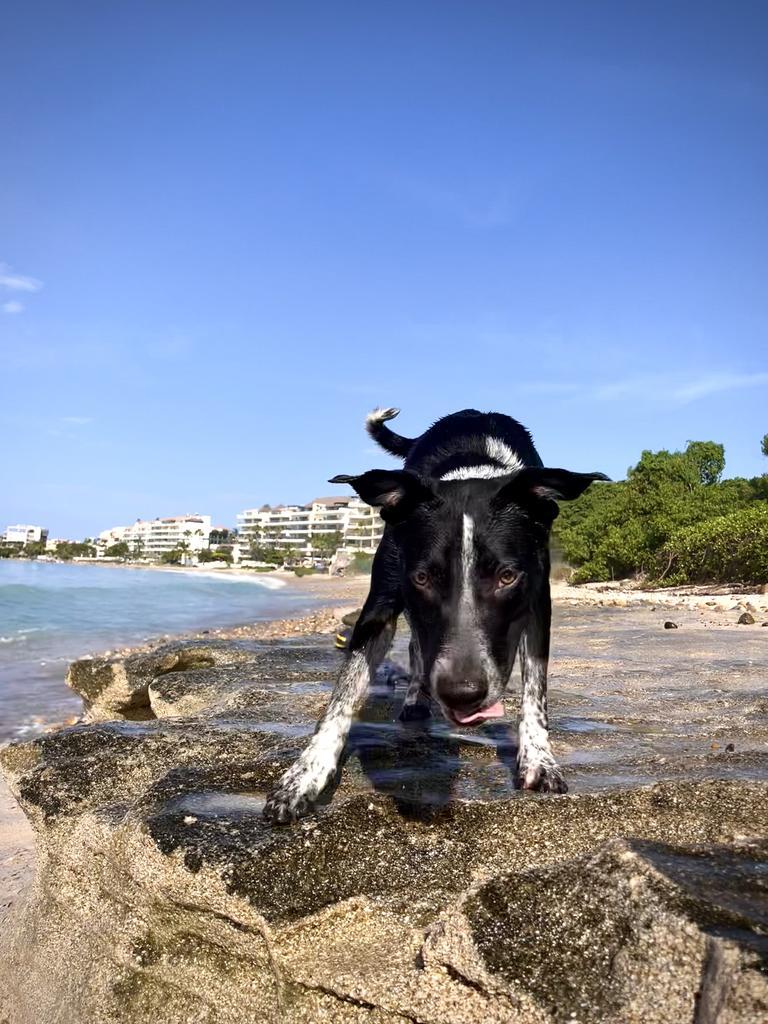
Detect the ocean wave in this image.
<box><xmin>173</xmin><ymin>569</ymin><xmax>286</xmax><ymax>589</ymax></box>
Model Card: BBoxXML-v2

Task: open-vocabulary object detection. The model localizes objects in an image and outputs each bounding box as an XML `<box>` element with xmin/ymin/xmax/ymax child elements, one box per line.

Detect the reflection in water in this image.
<box><xmin>333</xmin><ymin>663</ymin><xmax>521</xmax><ymax>822</ymax></box>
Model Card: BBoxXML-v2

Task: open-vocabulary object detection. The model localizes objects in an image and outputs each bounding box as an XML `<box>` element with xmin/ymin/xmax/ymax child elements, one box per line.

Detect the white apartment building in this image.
<box><xmin>3</xmin><ymin>524</ymin><xmax>48</xmax><ymax>545</ymax></box>
<box><xmin>99</xmin><ymin>515</ymin><xmax>212</xmax><ymax>558</ymax></box>
<box><xmin>236</xmin><ymin>496</ymin><xmax>383</xmax><ymax>560</ymax></box>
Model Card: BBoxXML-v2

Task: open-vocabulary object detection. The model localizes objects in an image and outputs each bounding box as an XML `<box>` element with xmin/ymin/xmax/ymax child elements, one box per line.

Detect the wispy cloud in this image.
<box><xmin>593</xmin><ymin>372</ymin><xmax>768</xmax><ymax>404</ymax></box>
<box><xmin>668</xmin><ymin>372</ymin><xmax>768</xmax><ymax>402</ymax></box>
<box><xmin>61</xmin><ymin>416</ymin><xmax>93</xmax><ymax>426</ymax></box>
<box><xmin>394</xmin><ymin>180</ymin><xmax>521</xmax><ymax>229</ymax></box>
<box><xmin>1</xmin><ymin>263</ymin><xmax>43</xmax><ymax>314</ymax></box>
<box><xmin>0</xmin><ymin>263</ymin><xmax>43</xmax><ymax>293</ymax></box>
<box><xmin>519</xmin><ymin>371</ymin><xmax>768</xmax><ymax>405</ymax></box>
<box><xmin>517</xmin><ymin>381</ymin><xmax>581</xmax><ymax>397</ymax></box>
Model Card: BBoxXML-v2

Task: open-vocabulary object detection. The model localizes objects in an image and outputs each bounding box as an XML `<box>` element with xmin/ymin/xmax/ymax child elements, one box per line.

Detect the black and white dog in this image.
<box><xmin>264</xmin><ymin>408</ymin><xmax>607</xmax><ymax>824</ymax></box>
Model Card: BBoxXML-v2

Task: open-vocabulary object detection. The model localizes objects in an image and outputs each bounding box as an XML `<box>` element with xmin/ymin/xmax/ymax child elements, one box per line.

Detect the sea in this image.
<box><xmin>0</xmin><ymin>559</ymin><xmax>318</xmax><ymax>741</ymax></box>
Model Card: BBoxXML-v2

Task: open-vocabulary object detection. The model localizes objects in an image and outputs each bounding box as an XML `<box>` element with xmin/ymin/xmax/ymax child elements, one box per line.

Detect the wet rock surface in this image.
<box><xmin>1</xmin><ymin>605</ymin><xmax>767</xmax><ymax>1023</ymax></box>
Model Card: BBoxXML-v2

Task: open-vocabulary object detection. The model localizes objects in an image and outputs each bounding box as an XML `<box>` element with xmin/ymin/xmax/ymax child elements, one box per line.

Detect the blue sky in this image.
<box><xmin>1</xmin><ymin>1</ymin><xmax>766</xmax><ymax>537</ymax></box>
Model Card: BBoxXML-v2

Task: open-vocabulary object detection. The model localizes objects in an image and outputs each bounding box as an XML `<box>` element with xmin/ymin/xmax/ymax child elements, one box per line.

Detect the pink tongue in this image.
<box><xmin>453</xmin><ymin>701</ymin><xmax>505</xmax><ymax>725</ymax></box>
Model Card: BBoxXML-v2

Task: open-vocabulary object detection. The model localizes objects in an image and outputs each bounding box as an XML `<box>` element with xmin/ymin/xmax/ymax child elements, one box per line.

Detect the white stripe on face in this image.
<box><xmin>461</xmin><ymin>513</ymin><xmax>475</xmax><ymax>617</ymax></box>
<box><xmin>430</xmin><ymin>511</ymin><xmax>504</xmax><ymax>705</ymax></box>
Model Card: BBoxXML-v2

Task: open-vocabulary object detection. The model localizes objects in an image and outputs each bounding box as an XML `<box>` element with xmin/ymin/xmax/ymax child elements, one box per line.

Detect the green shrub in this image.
<box><xmin>656</xmin><ymin>504</ymin><xmax>768</xmax><ymax>585</ymax></box>
<box><xmin>349</xmin><ymin>552</ymin><xmax>373</xmax><ymax>575</ymax></box>
<box><xmin>293</xmin><ymin>566</ymin><xmax>316</xmax><ymax>577</ymax></box>
<box><xmin>199</xmin><ymin>547</ymin><xmax>232</xmax><ymax>564</ymax></box>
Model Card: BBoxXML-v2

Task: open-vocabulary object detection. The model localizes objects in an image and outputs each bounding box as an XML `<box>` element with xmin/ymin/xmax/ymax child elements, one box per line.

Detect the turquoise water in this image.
<box><xmin>0</xmin><ymin>560</ymin><xmax>317</xmax><ymax>740</ymax></box>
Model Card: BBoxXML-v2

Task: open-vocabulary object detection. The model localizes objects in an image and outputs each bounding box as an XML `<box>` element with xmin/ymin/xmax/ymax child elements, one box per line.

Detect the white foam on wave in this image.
<box><xmin>171</xmin><ymin>569</ymin><xmax>286</xmax><ymax>590</ymax></box>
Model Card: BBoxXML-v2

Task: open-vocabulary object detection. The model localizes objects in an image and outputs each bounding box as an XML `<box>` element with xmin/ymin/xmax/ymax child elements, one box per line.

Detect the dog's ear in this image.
<box><xmin>329</xmin><ymin>470</ymin><xmax>436</xmax><ymax>523</ymax></box>
<box><xmin>493</xmin><ymin>468</ymin><xmax>610</xmax><ymax>509</ymax></box>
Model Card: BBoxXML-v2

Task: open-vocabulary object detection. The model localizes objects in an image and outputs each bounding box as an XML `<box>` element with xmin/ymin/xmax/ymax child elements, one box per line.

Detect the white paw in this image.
<box><xmin>518</xmin><ymin>759</ymin><xmax>568</xmax><ymax>794</ymax></box>
<box><xmin>263</xmin><ymin>784</ymin><xmax>313</xmax><ymax>825</ymax></box>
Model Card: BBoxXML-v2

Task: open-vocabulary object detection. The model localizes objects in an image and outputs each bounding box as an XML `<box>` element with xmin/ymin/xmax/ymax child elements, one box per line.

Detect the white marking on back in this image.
<box><xmin>486</xmin><ymin>437</ymin><xmax>525</xmax><ymax>472</ymax></box>
<box><xmin>441</xmin><ymin>464</ymin><xmax>509</xmax><ymax>481</ymax></box>
<box><xmin>439</xmin><ymin>437</ymin><xmax>525</xmax><ymax>481</ymax></box>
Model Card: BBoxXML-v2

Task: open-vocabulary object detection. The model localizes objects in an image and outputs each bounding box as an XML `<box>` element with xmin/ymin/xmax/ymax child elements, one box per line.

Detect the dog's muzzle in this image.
<box><xmin>433</xmin><ymin>672</ymin><xmax>505</xmax><ymax>726</ymax></box>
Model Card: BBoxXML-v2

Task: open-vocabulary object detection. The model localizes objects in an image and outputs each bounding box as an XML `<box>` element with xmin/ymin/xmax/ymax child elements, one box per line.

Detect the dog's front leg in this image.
<box><xmin>399</xmin><ymin>635</ymin><xmax>431</xmax><ymax>722</ymax></box>
<box><xmin>263</xmin><ymin>617</ymin><xmax>396</xmax><ymax>824</ymax></box>
<box><xmin>517</xmin><ymin>586</ymin><xmax>567</xmax><ymax>794</ymax></box>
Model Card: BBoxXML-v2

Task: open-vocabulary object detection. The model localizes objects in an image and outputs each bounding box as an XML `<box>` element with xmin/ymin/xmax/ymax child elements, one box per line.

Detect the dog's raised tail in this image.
<box><xmin>365</xmin><ymin>407</ymin><xmax>415</xmax><ymax>459</ymax></box>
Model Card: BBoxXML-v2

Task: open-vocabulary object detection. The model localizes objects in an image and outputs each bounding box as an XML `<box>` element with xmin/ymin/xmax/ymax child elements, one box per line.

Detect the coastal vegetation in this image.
<box><xmin>52</xmin><ymin>540</ymin><xmax>98</xmax><ymax>560</ymax></box>
<box><xmin>198</xmin><ymin>547</ymin><xmax>233</xmax><ymax>564</ymax></box>
<box><xmin>105</xmin><ymin>541</ymin><xmax>131</xmax><ymax>560</ymax></box>
<box><xmin>554</xmin><ymin>435</ymin><xmax>768</xmax><ymax>585</ymax></box>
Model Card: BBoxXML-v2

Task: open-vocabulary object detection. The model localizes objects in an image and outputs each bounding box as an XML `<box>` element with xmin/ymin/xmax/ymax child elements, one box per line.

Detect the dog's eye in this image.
<box><xmin>498</xmin><ymin>568</ymin><xmax>519</xmax><ymax>587</ymax></box>
<box><xmin>412</xmin><ymin>570</ymin><xmax>430</xmax><ymax>587</ymax></box>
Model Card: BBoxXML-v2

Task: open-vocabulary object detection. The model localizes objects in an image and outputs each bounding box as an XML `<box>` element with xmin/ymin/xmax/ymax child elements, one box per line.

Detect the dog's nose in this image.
<box><xmin>435</xmin><ymin>673</ymin><xmax>488</xmax><ymax>709</ymax></box>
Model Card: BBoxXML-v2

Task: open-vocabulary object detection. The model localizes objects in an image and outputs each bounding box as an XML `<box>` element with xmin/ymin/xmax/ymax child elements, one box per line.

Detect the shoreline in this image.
<box><xmin>90</xmin><ymin>572</ymin><xmax>373</xmax><ymax>659</ymax></box>
<box><xmin>6</xmin><ymin>556</ymin><xmax>297</xmax><ymax>585</ymax></box>
<box><xmin>8</xmin><ymin>556</ymin><xmax>768</xmax><ymax>619</ymax></box>
<box><xmin>551</xmin><ymin>579</ymin><xmax>768</xmax><ymax>622</ymax></box>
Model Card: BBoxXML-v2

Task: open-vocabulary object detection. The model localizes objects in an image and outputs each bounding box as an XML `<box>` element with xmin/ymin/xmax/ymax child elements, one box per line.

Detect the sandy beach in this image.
<box><xmin>1</xmin><ymin>570</ymin><xmax>765</xmax><ymax>933</ymax></box>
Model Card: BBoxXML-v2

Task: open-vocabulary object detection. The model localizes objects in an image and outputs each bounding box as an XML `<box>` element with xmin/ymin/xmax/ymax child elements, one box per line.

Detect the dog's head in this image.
<box><xmin>332</xmin><ymin>467</ymin><xmax>607</xmax><ymax>726</ymax></box>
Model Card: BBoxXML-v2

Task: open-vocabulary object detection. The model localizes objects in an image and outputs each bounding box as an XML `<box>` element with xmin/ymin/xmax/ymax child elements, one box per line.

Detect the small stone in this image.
<box><xmin>737</xmin><ymin>612</ymin><xmax>755</xmax><ymax>625</ymax></box>
<box><xmin>725</xmin><ymin>743</ymin><xmax>735</xmax><ymax>753</ymax></box>
<box><xmin>664</xmin><ymin>621</ymin><xmax>678</xmax><ymax>630</ymax></box>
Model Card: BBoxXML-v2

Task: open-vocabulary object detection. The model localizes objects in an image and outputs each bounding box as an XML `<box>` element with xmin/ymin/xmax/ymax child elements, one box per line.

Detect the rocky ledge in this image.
<box><xmin>1</xmin><ymin>621</ymin><xmax>768</xmax><ymax>1023</ymax></box>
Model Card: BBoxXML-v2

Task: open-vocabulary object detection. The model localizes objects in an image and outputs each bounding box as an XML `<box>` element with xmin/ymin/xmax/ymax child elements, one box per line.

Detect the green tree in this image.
<box><xmin>55</xmin><ymin>540</ymin><xmax>97</xmax><ymax>560</ymax></box>
<box><xmin>199</xmin><ymin>547</ymin><xmax>232</xmax><ymax>564</ymax></box>
<box><xmin>160</xmin><ymin>548</ymin><xmax>183</xmax><ymax>565</ymax></box>
<box><xmin>761</xmin><ymin>434</ymin><xmax>768</xmax><ymax>459</ymax></box>
<box><xmin>684</xmin><ymin>441</ymin><xmax>725</xmax><ymax>486</ymax></box>
<box><xmin>105</xmin><ymin>541</ymin><xmax>131</xmax><ymax>560</ymax></box>
<box><xmin>311</xmin><ymin>531</ymin><xmax>343</xmax><ymax>561</ymax></box>
<box><xmin>555</xmin><ymin>437</ymin><xmax>761</xmax><ymax>584</ymax></box>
